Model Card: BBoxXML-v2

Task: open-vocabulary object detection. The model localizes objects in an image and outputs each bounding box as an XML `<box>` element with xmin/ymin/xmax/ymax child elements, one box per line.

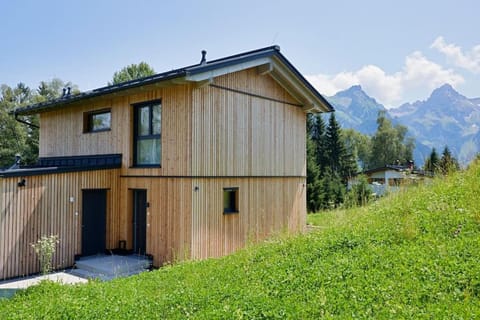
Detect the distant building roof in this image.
<box><xmin>14</xmin><ymin>45</ymin><xmax>333</xmax><ymax>116</ymax></box>
<box><xmin>363</xmin><ymin>165</ymin><xmax>410</xmax><ymax>175</ymax></box>
<box><xmin>358</xmin><ymin>164</ymin><xmax>432</xmax><ymax>177</ymax></box>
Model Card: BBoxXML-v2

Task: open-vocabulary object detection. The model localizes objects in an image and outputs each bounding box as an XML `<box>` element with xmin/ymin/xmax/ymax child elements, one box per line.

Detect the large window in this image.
<box><xmin>133</xmin><ymin>100</ymin><xmax>161</xmax><ymax>166</ymax></box>
<box><xmin>83</xmin><ymin>109</ymin><xmax>111</xmax><ymax>133</ymax></box>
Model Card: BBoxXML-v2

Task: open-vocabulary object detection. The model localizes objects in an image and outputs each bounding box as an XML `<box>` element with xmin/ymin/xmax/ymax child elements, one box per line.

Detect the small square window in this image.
<box><xmin>223</xmin><ymin>188</ymin><xmax>239</xmax><ymax>214</ymax></box>
<box><xmin>84</xmin><ymin>109</ymin><xmax>111</xmax><ymax>133</ymax></box>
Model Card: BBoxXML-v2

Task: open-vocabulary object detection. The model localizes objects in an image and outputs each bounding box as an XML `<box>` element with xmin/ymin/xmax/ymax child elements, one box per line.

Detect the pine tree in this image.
<box><xmin>308</xmin><ymin>114</ymin><xmax>327</xmax><ymax>171</ymax></box>
<box><xmin>339</xmin><ymin>141</ymin><xmax>358</xmax><ymax>184</ymax></box>
<box><xmin>324</xmin><ymin>113</ymin><xmax>343</xmax><ymax>172</ymax></box>
<box><xmin>306</xmin><ymin>112</ymin><xmax>363</xmax><ymax>210</ymax></box>
<box><xmin>306</xmin><ymin>136</ymin><xmax>321</xmax><ymax>212</ymax></box>
<box><xmin>318</xmin><ymin>167</ymin><xmax>344</xmax><ymax>209</ymax></box>
<box><xmin>424</xmin><ymin>148</ymin><xmax>439</xmax><ymax>174</ymax></box>
<box><xmin>439</xmin><ymin>146</ymin><xmax>460</xmax><ymax>175</ymax></box>
<box><xmin>324</xmin><ymin>113</ymin><xmax>357</xmax><ymax>184</ymax></box>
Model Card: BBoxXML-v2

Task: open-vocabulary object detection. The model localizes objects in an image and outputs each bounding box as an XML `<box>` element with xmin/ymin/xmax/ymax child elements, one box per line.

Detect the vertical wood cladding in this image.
<box><xmin>188</xmin><ymin>69</ymin><xmax>307</xmax><ymax>260</ymax></box>
<box><xmin>190</xmin><ymin>177</ymin><xmax>306</xmax><ymax>259</ymax></box>
<box><xmin>0</xmin><ymin>169</ymin><xmax>120</xmax><ymax>280</ymax></box>
<box><xmin>3</xmin><ymin>67</ymin><xmax>309</xmax><ymax>279</ymax></box>
<box><xmin>39</xmin><ymin>84</ymin><xmax>192</xmax><ymax>177</ymax></box>
<box><xmin>118</xmin><ymin>178</ymin><xmax>192</xmax><ymax>267</ymax></box>
<box><xmin>192</xmin><ymin>69</ymin><xmax>307</xmax><ymax>177</ymax></box>
<box><xmin>38</xmin><ymin>70</ymin><xmax>305</xmax><ymax>178</ymax></box>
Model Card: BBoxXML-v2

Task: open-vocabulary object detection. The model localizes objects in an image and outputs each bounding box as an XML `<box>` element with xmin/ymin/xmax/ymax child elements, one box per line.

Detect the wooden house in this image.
<box><xmin>0</xmin><ymin>46</ymin><xmax>332</xmax><ymax>280</ymax></box>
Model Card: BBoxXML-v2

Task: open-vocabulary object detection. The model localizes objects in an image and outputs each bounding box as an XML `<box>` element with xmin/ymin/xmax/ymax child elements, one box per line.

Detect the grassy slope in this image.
<box><xmin>1</xmin><ymin>162</ymin><xmax>480</xmax><ymax>319</ymax></box>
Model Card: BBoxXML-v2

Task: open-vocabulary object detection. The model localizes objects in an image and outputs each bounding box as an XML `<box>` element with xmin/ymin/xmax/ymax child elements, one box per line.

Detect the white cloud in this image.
<box><xmin>354</xmin><ymin>65</ymin><xmax>403</xmax><ymax>105</ymax></box>
<box><xmin>402</xmin><ymin>51</ymin><xmax>464</xmax><ymax>91</ymax></box>
<box><xmin>431</xmin><ymin>36</ymin><xmax>480</xmax><ymax>74</ymax></box>
<box><xmin>306</xmin><ymin>50</ymin><xmax>464</xmax><ymax>108</ymax></box>
<box><xmin>307</xmin><ymin>66</ymin><xmax>402</xmax><ymax>106</ymax></box>
<box><xmin>305</xmin><ymin>73</ymin><xmax>348</xmax><ymax>97</ymax></box>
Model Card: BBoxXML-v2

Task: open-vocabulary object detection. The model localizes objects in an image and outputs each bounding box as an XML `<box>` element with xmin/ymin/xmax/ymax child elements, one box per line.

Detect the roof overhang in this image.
<box><xmin>177</xmin><ymin>52</ymin><xmax>332</xmax><ymax>113</ymax></box>
<box><xmin>269</xmin><ymin>56</ymin><xmax>332</xmax><ymax>113</ymax></box>
<box><xmin>14</xmin><ymin>45</ymin><xmax>333</xmax><ymax>116</ymax></box>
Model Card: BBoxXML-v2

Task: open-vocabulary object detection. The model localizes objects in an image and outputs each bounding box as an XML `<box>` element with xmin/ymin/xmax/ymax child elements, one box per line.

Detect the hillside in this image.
<box><xmin>1</xmin><ymin>161</ymin><xmax>480</xmax><ymax>318</ymax></box>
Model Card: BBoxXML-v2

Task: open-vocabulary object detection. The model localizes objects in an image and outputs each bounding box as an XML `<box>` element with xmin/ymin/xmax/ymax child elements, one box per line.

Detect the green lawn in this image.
<box><xmin>1</xmin><ymin>161</ymin><xmax>479</xmax><ymax>319</ymax></box>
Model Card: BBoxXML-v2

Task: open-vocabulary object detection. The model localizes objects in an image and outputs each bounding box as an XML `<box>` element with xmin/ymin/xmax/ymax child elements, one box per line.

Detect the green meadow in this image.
<box><xmin>1</xmin><ymin>160</ymin><xmax>479</xmax><ymax>319</ymax></box>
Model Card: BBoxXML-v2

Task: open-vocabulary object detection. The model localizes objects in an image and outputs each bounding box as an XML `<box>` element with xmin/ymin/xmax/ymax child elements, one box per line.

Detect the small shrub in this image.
<box><xmin>345</xmin><ymin>174</ymin><xmax>372</xmax><ymax>207</ymax></box>
<box><xmin>31</xmin><ymin>235</ymin><xmax>60</xmax><ymax>275</ymax></box>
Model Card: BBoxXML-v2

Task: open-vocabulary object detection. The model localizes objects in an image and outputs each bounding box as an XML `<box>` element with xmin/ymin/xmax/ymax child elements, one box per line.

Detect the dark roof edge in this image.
<box><xmin>14</xmin><ymin>70</ymin><xmax>188</xmax><ymax>115</ymax></box>
<box><xmin>0</xmin><ymin>153</ymin><xmax>122</xmax><ymax>177</ymax></box>
<box><xmin>0</xmin><ymin>163</ymin><xmax>121</xmax><ymax>177</ymax></box>
<box><xmin>185</xmin><ymin>46</ymin><xmax>333</xmax><ymax>112</ymax></box>
<box><xmin>361</xmin><ymin>165</ymin><xmax>409</xmax><ymax>175</ymax></box>
<box><xmin>272</xmin><ymin>52</ymin><xmax>334</xmax><ymax>112</ymax></box>
<box><xmin>14</xmin><ymin>45</ymin><xmax>333</xmax><ymax>115</ymax></box>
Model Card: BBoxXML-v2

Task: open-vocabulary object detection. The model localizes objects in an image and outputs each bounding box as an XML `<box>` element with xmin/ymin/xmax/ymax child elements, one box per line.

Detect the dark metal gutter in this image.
<box><xmin>14</xmin><ymin>114</ymin><xmax>39</xmax><ymax>129</ymax></box>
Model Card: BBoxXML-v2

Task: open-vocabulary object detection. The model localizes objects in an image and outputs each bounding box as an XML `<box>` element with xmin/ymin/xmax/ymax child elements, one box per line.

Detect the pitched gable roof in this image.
<box><xmin>14</xmin><ymin>45</ymin><xmax>333</xmax><ymax>115</ymax></box>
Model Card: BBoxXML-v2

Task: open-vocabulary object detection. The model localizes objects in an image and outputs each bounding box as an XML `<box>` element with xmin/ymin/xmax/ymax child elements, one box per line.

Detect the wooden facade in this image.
<box><xmin>2</xmin><ymin>46</ymin><xmax>331</xmax><ymax>280</ymax></box>
<box><xmin>38</xmin><ymin>69</ymin><xmax>306</xmax><ymax>178</ymax></box>
<box><xmin>39</xmin><ymin>84</ymin><xmax>193</xmax><ymax>177</ymax></box>
<box><xmin>0</xmin><ymin>169</ymin><xmax>119</xmax><ymax>279</ymax></box>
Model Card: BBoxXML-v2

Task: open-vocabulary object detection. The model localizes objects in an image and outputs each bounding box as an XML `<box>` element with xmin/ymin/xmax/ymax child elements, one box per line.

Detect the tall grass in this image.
<box><xmin>1</xmin><ymin>161</ymin><xmax>479</xmax><ymax>319</ymax></box>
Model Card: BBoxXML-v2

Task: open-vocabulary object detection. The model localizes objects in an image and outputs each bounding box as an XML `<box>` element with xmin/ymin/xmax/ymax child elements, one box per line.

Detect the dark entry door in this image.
<box><xmin>133</xmin><ymin>189</ymin><xmax>147</xmax><ymax>255</ymax></box>
<box><xmin>82</xmin><ymin>189</ymin><xmax>107</xmax><ymax>256</ymax></box>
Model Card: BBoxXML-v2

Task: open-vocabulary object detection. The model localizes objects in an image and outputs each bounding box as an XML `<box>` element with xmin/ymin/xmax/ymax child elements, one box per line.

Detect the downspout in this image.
<box><xmin>14</xmin><ymin>113</ymin><xmax>39</xmax><ymax>129</ymax></box>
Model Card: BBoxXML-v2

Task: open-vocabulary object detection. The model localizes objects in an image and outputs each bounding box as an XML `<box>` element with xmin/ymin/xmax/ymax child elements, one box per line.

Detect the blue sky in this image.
<box><xmin>1</xmin><ymin>0</ymin><xmax>478</xmax><ymax>107</ymax></box>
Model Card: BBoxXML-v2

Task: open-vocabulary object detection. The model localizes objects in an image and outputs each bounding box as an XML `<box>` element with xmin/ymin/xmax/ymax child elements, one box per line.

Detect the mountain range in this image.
<box><xmin>326</xmin><ymin>84</ymin><xmax>480</xmax><ymax>166</ymax></box>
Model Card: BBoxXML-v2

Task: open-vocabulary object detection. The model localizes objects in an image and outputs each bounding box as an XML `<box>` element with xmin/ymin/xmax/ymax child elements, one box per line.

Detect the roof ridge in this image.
<box><xmin>95</xmin><ymin>45</ymin><xmax>281</xmax><ymax>91</ymax></box>
<box><xmin>13</xmin><ymin>45</ymin><xmax>334</xmax><ymax>115</ymax></box>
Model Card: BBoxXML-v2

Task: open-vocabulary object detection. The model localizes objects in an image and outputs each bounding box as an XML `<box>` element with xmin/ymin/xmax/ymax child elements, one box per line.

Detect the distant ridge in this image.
<box><xmin>326</xmin><ymin>85</ymin><xmax>386</xmax><ymax>135</ymax></box>
<box><xmin>326</xmin><ymin>84</ymin><xmax>480</xmax><ymax>166</ymax></box>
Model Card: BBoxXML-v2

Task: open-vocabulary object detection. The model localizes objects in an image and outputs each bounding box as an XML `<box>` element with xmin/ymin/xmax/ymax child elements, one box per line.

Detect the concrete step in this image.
<box><xmin>72</xmin><ymin>255</ymin><xmax>151</xmax><ymax>281</ymax></box>
<box><xmin>69</xmin><ymin>268</ymin><xmax>112</xmax><ymax>281</ymax></box>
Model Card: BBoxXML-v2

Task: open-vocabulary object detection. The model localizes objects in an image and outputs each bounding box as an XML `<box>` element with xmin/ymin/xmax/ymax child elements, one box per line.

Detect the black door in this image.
<box><xmin>133</xmin><ymin>189</ymin><xmax>147</xmax><ymax>255</ymax></box>
<box><xmin>82</xmin><ymin>189</ymin><xmax>107</xmax><ymax>256</ymax></box>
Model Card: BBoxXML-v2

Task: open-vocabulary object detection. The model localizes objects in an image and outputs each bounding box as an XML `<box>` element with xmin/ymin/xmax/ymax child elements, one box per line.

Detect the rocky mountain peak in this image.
<box><xmin>327</xmin><ymin>84</ymin><xmax>480</xmax><ymax>166</ymax></box>
<box><xmin>334</xmin><ymin>85</ymin><xmax>383</xmax><ymax>107</ymax></box>
<box><xmin>338</xmin><ymin>84</ymin><xmax>366</xmax><ymax>97</ymax></box>
<box><xmin>427</xmin><ymin>83</ymin><xmax>464</xmax><ymax>105</ymax></box>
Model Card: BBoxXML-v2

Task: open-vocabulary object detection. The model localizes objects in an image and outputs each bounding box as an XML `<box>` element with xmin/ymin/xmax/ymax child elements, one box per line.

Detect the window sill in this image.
<box><xmin>223</xmin><ymin>210</ymin><xmax>239</xmax><ymax>215</ymax></box>
<box><xmin>130</xmin><ymin>165</ymin><xmax>162</xmax><ymax>168</ymax></box>
<box><xmin>83</xmin><ymin>129</ymin><xmax>111</xmax><ymax>134</ymax></box>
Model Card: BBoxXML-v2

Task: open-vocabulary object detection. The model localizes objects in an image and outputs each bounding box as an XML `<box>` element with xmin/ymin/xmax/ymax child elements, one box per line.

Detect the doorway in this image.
<box><xmin>132</xmin><ymin>189</ymin><xmax>147</xmax><ymax>255</ymax></box>
<box><xmin>82</xmin><ymin>189</ymin><xmax>107</xmax><ymax>256</ymax></box>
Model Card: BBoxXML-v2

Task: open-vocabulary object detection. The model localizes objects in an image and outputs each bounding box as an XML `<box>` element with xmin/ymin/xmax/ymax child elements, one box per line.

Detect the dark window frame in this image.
<box><xmin>83</xmin><ymin>108</ymin><xmax>111</xmax><ymax>133</ymax></box>
<box><xmin>132</xmin><ymin>99</ymin><xmax>162</xmax><ymax>168</ymax></box>
<box><xmin>223</xmin><ymin>187</ymin><xmax>239</xmax><ymax>214</ymax></box>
